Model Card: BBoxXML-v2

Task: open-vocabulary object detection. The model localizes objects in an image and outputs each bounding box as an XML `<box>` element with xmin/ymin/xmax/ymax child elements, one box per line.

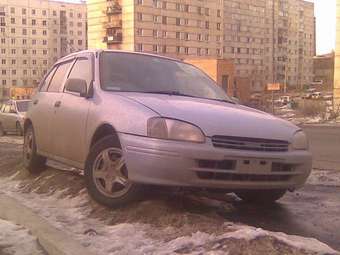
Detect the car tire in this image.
<box><xmin>84</xmin><ymin>135</ymin><xmax>142</xmax><ymax>207</ymax></box>
<box><xmin>0</xmin><ymin>123</ymin><xmax>5</xmax><ymax>136</ymax></box>
<box><xmin>235</xmin><ymin>190</ymin><xmax>286</xmax><ymax>204</ymax></box>
<box><xmin>23</xmin><ymin>125</ymin><xmax>46</xmax><ymax>174</ymax></box>
<box><xmin>16</xmin><ymin>122</ymin><xmax>23</xmax><ymax>136</ymax></box>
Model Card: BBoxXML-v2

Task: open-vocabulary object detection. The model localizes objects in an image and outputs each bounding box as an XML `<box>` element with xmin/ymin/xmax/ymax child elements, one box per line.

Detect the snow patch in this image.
<box><xmin>0</xmin><ymin>218</ymin><xmax>45</xmax><ymax>255</ymax></box>
<box><xmin>0</xmin><ymin>175</ymin><xmax>338</xmax><ymax>255</ymax></box>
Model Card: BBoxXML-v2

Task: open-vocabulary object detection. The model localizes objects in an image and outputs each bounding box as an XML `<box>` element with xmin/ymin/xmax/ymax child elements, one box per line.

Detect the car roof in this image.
<box><xmin>55</xmin><ymin>49</ymin><xmax>183</xmax><ymax>65</ymax></box>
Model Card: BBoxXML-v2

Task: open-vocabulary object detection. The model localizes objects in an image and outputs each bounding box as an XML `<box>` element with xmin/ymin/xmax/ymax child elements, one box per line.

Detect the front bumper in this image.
<box><xmin>119</xmin><ymin>133</ymin><xmax>312</xmax><ymax>190</ymax></box>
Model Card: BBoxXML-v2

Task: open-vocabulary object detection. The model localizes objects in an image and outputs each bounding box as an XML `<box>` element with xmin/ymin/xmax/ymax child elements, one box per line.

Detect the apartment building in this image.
<box><xmin>88</xmin><ymin>0</ymin><xmax>315</xmax><ymax>93</ymax></box>
<box><xmin>0</xmin><ymin>0</ymin><xmax>87</xmax><ymax>100</ymax></box>
<box><xmin>272</xmin><ymin>0</ymin><xmax>315</xmax><ymax>91</ymax></box>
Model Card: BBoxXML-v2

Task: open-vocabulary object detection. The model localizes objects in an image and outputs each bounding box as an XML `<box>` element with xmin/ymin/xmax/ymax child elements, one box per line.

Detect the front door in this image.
<box><xmin>51</xmin><ymin>56</ymin><xmax>93</xmax><ymax>166</ymax></box>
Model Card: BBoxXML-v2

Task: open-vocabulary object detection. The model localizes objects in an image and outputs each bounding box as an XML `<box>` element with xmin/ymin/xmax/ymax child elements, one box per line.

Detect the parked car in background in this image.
<box><xmin>24</xmin><ymin>50</ymin><xmax>312</xmax><ymax>207</ymax></box>
<box><xmin>311</xmin><ymin>92</ymin><xmax>322</xmax><ymax>100</ymax></box>
<box><xmin>0</xmin><ymin>100</ymin><xmax>30</xmax><ymax>136</ymax></box>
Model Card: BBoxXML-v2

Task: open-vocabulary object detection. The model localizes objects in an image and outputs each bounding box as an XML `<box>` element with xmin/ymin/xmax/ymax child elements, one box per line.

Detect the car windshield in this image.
<box><xmin>100</xmin><ymin>52</ymin><xmax>231</xmax><ymax>102</ymax></box>
<box><xmin>16</xmin><ymin>101</ymin><xmax>30</xmax><ymax>112</ymax></box>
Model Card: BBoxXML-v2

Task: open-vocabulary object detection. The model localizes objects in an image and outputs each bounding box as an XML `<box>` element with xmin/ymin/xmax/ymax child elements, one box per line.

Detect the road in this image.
<box><xmin>303</xmin><ymin>125</ymin><xmax>340</xmax><ymax>169</ymax></box>
<box><xmin>0</xmin><ymin>127</ymin><xmax>339</xmax><ymax>252</ymax></box>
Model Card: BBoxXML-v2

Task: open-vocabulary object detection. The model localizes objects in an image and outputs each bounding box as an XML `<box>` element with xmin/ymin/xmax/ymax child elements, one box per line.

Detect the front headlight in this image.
<box><xmin>147</xmin><ymin>117</ymin><xmax>205</xmax><ymax>143</ymax></box>
<box><xmin>292</xmin><ymin>131</ymin><xmax>309</xmax><ymax>150</ymax></box>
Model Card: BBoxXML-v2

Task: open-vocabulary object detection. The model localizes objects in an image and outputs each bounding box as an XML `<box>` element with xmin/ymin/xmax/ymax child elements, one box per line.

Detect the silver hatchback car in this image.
<box><xmin>24</xmin><ymin>50</ymin><xmax>312</xmax><ymax>207</ymax></box>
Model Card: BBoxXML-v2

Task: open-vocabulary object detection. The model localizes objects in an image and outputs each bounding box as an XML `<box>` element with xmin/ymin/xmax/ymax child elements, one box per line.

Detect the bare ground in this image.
<box><xmin>0</xmin><ymin>137</ymin><xmax>337</xmax><ymax>255</ymax></box>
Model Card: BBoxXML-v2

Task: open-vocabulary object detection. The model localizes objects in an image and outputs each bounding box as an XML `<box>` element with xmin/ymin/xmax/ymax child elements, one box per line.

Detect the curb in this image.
<box><xmin>0</xmin><ymin>194</ymin><xmax>96</xmax><ymax>255</ymax></box>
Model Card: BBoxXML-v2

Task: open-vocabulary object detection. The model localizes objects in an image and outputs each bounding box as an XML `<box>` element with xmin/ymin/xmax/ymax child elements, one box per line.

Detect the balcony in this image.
<box><xmin>103</xmin><ymin>33</ymin><xmax>122</xmax><ymax>44</ymax></box>
<box><xmin>105</xmin><ymin>20</ymin><xmax>122</xmax><ymax>28</ymax></box>
<box><xmin>106</xmin><ymin>2</ymin><xmax>122</xmax><ymax>15</ymax></box>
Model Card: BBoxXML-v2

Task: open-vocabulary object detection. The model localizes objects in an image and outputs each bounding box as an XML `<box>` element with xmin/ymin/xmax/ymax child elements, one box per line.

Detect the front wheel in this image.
<box><xmin>84</xmin><ymin>135</ymin><xmax>142</xmax><ymax>207</ymax></box>
<box><xmin>23</xmin><ymin>126</ymin><xmax>46</xmax><ymax>174</ymax></box>
<box><xmin>235</xmin><ymin>190</ymin><xmax>286</xmax><ymax>204</ymax></box>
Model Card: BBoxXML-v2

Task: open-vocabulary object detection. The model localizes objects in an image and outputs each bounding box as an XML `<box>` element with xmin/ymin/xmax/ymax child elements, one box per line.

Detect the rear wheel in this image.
<box><xmin>16</xmin><ymin>122</ymin><xmax>23</xmax><ymax>136</ymax></box>
<box><xmin>23</xmin><ymin>125</ymin><xmax>46</xmax><ymax>174</ymax></box>
<box><xmin>235</xmin><ymin>190</ymin><xmax>286</xmax><ymax>204</ymax></box>
<box><xmin>84</xmin><ymin>135</ymin><xmax>142</xmax><ymax>207</ymax></box>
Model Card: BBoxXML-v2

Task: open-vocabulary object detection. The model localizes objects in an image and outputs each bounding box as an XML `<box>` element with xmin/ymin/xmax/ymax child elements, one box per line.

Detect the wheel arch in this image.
<box><xmin>89</xmin><ymin>123</ymin><xmax>120</xmax><ymax>151</ymax></box>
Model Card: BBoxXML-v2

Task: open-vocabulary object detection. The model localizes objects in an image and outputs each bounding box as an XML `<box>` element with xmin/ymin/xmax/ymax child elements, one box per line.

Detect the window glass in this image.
<box><xmin>3</xmin><ymin>104</ymin><xmax>10</xmax><ymax>113</ymax></box>
<box><xmin>9</xmin><ymin>104</ymin><xmax>16</xmax><ymax>113</ymax></box>
<box><xmin>16</xmin><ymin>101</ymin><xmax>30</xmax><ymax>112</ymax></box>
<box><xmin>100</xmin><ymin>52</ymin><xmax>230</xmax><ymax>101</ymax></box>
<box><xmin>65</xmin><ymin>58</ymin><xmax>91</xmax><ymax>92</ymax></box>
<box><xmin>48</xmin><ymin>61</ymin><xmax>73</xmax><ymax>92</ymax></box>
<box><xmin>40</xmin><ymin>67</ymin><xmax>57</xmax><ymax>92</ymax></box>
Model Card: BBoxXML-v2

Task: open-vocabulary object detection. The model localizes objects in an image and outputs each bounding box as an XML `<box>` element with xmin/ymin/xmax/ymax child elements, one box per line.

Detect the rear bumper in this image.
<box><xmin>119</xmin><ymin>133</ymin><xmax>312</xmax><ymax>190</ymax></box>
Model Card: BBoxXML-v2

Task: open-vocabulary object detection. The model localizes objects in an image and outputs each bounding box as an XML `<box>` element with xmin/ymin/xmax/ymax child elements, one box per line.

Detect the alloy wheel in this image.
<box><xmin>92</xmin><ymin>147</ymin><xmax>131</xmax><ymax>198</ymax></box>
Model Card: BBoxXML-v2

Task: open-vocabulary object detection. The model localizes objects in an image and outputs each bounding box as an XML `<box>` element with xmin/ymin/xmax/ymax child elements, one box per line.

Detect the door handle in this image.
<box><xmin>33</xmin><ymin>99</ymin><xmax>39</xmax><ymax>105</ymax></box>
<box><xmin>54</xmin><ymin>101</ymin><xmax>61</xmax><ymax>108</ymax></box>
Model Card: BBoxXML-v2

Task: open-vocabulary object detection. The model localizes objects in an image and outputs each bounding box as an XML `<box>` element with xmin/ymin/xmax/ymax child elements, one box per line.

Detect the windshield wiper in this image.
<box><xmin>123</xmin><ymin>90</ymin><xmax>236</xmax><ymax>104</ymax></box>
<box><xmin>143</xmin><ymin>90</ymin><xmax>199</xmax><ymax>98</ymax></box>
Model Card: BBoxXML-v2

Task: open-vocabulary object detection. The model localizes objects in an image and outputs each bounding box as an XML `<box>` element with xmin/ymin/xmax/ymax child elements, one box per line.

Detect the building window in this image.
<box><xmin>162</xmin><ymin>16</ymin><xmax>167</xmax><ymax>25</ymax></box>
<box><xmin>11</xmin><ymin>18</ymin><xmax>15</xmax><ymax>24</ymax></box>
<box><xmin>11</xmin><ymin>28</ymin><xmax>15</xmax><ymax>34</ymax></box>
<box><xmin>184</xmin><ymin>47</ymin><xmax>189</xmax><ymax>55</ymax></box>
<box><xmin>42</xmin><ymin>20</ymin><xmax>47</xmax><ymax>26</ymax></box>
<box><xmin>217</xmin><ymin>23</ymin><xmax>221</xmax><ymax>30</ymax></box>
<box><xmin>137</xmin><ymin>13</ymin><xmax>142</xmax><ymax>21</ymax></box>
<box><xmin>32</xmin><ymin>9</ymin><xmax>36</xmax><ymax>15</ymax></box>
<box><xmin>217</xmin><ymin>9</ymin><xmax>221</xmax><ymax>17</ymax></box>
<box><xmin>176</xmin><ymin>18</ymin><xmax>180</xmax><ymax>26</ymax></box>
<box><xmin>42</xmin><ymin>10</ymin><xmax>46</xmax><ymax>16</ymax></box>
<box><xmin>153</xmin><ymin>45</ymin><xmax>158</xmax><ymax>52</ymax></box>
<box><xmin>22</xmin><ymin>18</ymin><xmax>26</xmax><ymax>25</ymax></box>
<box><xmin>11</xmin><ymin>49</ymin><xmax>16</xmax><ymax>54</ymax></box>
<box><xmin>22</xmin><ymin>8</ymin><xmax>26</xmax><ymax>15</ymax></box>
<box><xmin>135</xmin><ymin>44</ymin><xmax>143</xmax><ymax>52</ymax></box>
<box><xmin>176</xmin><ymin>46</ymin><xmax>180</xmax><ymax>53</ymax></box>
<box><xmin>32</xmin><ymin>19</ymin><xmax>36</xmax><ymax>25</ymax></box>
<box><xmin>10</xmin><ymin>7</ymin><xmax>15</xmax><ymax>14</ymax></box>
<box><xmin>2</xmin><ymin>80</ymin><xmax>6</xmax><ymax>86</ymax></box>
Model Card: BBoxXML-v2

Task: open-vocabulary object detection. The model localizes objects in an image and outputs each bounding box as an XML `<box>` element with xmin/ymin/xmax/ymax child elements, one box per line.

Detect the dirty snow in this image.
<box><xmin>0</xmin><ymin>218</ymin><xmax>46</xmax><ymax>255</ymax></box>
<box><xmin>0</xmin><ymin>174</ymin><xmax>338</xmax><ymax>255</ymax></box>
<box><xmin>308</xmin><ymin>169</ymin><xmax>340</xmax><ymax>187</ymax></box>
<box><xmin>0</xmin><ymin>136</ymin><xmax>23</xmax><ymax>145</ymax></box>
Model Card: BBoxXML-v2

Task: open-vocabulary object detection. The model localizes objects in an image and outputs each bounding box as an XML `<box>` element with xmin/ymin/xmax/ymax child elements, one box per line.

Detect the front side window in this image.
<box><xmin>66</xmin><ymin>58</ymin><xmax>92</xmax><ymax>88</ymax></box>
<box><xmin>100</xmin><ymin>52</ymin><xmax>230</xmax><ymax>101</ymax></box>
<box><xmin>47</xmin><ymin>61</ymin><xmax>73</xmax><ymax>92</ymax></box>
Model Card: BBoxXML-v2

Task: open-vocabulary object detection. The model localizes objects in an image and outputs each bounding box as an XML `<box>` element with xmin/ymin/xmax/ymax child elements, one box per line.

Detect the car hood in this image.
<box><xmin>121</xmin><ymin>93</ymin><xmax>300</xmax><ymax>141</ymax></box>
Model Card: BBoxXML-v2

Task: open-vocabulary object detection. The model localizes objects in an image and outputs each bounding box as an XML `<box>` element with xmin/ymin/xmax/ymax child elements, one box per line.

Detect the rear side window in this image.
<box><xmin>40</xmin><ymin>67</ymin><xmax>57</xmax><ymax>92</ymax></box>
<box><xmin>65</xmin><ymin>58</ymin><xmax>92</xmax><ymax>92</ymax></box>
<box><xmin>48</xmin><ymin>61</ymin><xmax>73</xmax><ymax>92</ymax></box>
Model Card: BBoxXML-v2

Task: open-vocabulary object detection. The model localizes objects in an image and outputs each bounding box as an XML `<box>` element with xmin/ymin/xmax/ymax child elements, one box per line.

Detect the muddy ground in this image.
<box><xmin>0</xmin><ymin>136</ymin><xmax>339</xmax><ymax>254</ymax></box>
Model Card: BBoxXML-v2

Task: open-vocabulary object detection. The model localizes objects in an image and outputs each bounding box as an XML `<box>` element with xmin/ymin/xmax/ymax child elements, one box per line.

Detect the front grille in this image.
<box><xmin>212</xmin><ymin>136</ymin><xmax>289</xmax><ymax>152</ymax></box>
<box><xmin>196</xmin><ymin>172</ymin><xmax>291</xmax><ymax>182</ymax></box>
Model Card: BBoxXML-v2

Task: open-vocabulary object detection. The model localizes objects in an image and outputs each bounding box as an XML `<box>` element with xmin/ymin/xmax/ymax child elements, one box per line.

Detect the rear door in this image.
<box><xmin>30</xmin><ymin>60</ymin><xmax>74</xmax><ymax>154</ymax></box>
<box><xmin>51</xmin><ymin>55</ymin><xmax>93</xmax><ymax>165</ymax></box>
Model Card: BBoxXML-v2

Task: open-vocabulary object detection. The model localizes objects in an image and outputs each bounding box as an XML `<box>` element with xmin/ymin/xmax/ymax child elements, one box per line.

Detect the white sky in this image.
<box><xmin>66</xmin><ymin>0</ymin><xmax>335</xmax><ymax>55</ymax></box>
<box><xmin>311</xmin><ymin>0</ymin><xmax>336</xmax><ymax>55</ymax></box>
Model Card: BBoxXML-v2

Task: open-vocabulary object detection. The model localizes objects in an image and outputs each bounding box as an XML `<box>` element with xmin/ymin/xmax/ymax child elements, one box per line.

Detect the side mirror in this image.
<box><xmin>65</xmin><ymin>78</ymin><xmax>88</xmax><ymax>97</ymax></box>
